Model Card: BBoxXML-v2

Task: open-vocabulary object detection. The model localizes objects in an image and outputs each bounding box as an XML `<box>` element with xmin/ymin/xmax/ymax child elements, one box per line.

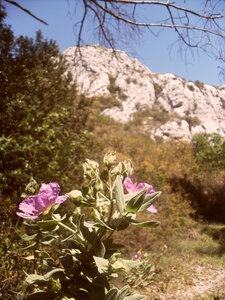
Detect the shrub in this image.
<box><xmin>195</xmin><ymin>80</ymin><xmax>204</xmax><ymax>91</ymax></box>
<box><xmin>16</xmin><ymin>152</ymin><xmax>161</xmax><ymax>299</ymax></box>
<box><xmin>108</xmin><ymin>74</ymin><xmax>127</xmax><ymax>101</ymax></box>
<box><xmin>153</xmin><ymin>83</ymin><xmax>163</xmax><ymax>99</ymax></box>
<box><xmin>184</xmin><ymin>116</ymin><xmax>201</xmax><ymax>127</ymax></box>
<box><xmin>187</xmin><ymin>84</ymin><xmax>195</xmax><ymax>92</ymax></box>
<box><xmin>191</xmin><ymin>133</ymin><xmax>225</xmax><ymax>170</ymax></box>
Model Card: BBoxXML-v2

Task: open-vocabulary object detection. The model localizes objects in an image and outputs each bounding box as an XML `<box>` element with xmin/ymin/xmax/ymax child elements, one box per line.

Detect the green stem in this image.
<box><xmin>107</xmin><ymin>171</ymin><xmax>114</xmax><ymax>223</ymax></box>
<box><xmin>58</xmin><ymin>221</ymin><xmax>76</xmax><ymax>234</ymax></box>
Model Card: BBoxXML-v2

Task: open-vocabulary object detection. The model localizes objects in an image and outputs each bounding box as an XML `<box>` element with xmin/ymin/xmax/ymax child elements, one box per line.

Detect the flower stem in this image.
<box><xmin>58</xmin><ymin>221</ymin><xmax>76</xmax><ymax>234</ymax></box>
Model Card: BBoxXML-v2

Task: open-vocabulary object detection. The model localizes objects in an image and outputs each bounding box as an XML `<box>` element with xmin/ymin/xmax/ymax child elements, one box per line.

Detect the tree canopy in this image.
<box><xmin>0</xmin><ymin>4</ymin><xmax>91</xmax><ymax>197</ymax></box>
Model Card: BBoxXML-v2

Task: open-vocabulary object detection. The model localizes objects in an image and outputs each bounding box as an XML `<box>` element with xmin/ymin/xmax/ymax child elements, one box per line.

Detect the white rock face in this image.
<box><xmin>63</xmin><ymin>45</ymin><xmax>225</xmax><ymax>140</ymax></box>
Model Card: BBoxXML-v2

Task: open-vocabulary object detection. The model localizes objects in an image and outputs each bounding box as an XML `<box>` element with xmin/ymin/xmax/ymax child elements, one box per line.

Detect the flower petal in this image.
<box><xmin>146</xmin><ymin>184</ymin><xmax>155</xmax><ymax>194</ymax></box>
<box><xmin>55</xmin><ymin>195</ymin><xmax>67</xmax><ymax>204</ymax></box>
<box><xmin>16</xmin><ymin>212</ymin><xmax>39</xmax><ymax>219</ymax></box>
<box><xmin>18</xmin><ymin>196</ymin><xmax>39</xmax><ymax>214</ymax></box>
<box><xmin>38</xmin><ymin>182</ymin><xmax>60</xmax><ymax>209</ymax></box>
<box><xmin>124</xmin><ymin>177</ymin><xmax>137</xmax><ymax>193</ymax></box>
<box><xmin>147</xmin><ymin>204</ymin><xmax>157</xmax><ymax>214</ymax></box>
<box><xmin>136</xmin><ymin>182</ymin><xmax>146</xmax><ymax>191</ymax></box>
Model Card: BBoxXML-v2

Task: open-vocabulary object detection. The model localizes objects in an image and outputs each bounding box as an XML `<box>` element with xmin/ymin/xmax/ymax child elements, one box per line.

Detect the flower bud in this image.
<box><xmin>103</xmin><ymin>151</ymin><xmax>116</xmax><ymax>167</ymax></box>
<box><xmin>66</xmin><ymin>190</ymin><xmax>83</xmax><ymax>201</ymax></box>
<box><xmin>122</xmin><ymin>160</ymin><xmax>133</xmax><ymax>176</ymax></box>
<box><xmin>82</xmin><ymin>159</ymin><xmax>99</xmax><ymax>178</ymax></box>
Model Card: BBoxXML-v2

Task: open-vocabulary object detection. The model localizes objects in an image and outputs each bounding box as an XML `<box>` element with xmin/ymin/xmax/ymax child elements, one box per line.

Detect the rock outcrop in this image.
<box><xmin>64</xmin><ymin>45</ymin><xmax>225</xmax><ymax>141</ymax></box>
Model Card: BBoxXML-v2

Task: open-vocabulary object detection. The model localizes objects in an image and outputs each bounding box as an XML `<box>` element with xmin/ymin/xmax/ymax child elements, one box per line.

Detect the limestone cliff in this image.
<box><xmin>64</xmin><ymin>45</ymin><xmax>225</xmax><ymax>140</ymax></box>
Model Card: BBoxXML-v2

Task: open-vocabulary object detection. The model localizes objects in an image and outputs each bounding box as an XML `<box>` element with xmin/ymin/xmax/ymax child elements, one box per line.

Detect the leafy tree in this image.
<box><xmin>0</xmin><ymin>4</ymin><xmax>91</xmax><ymax>198</ymax></box>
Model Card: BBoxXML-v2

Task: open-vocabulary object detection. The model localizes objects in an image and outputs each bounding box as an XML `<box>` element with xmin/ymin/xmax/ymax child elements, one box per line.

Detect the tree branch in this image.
<box><xmin>3</xmin><ymin>0</ymin><xmax>48</xmax><ymax>25</ymax></box>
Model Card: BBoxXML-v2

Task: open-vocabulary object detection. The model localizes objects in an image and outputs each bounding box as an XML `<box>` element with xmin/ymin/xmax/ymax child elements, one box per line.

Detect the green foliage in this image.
<box><xmin>153</xmin><ymin>83</ymin><xmax>163</xmax><ymax>99</ymax></box>
<box><xmin>187</xmin><ymin>84</ymin><xmax>195</xmax><ymax>92</ymax></box>
<box><xmin>18</xmin><ymin>152</ymin><xmax>160</xmax><ymax>299</ymax></box>
<box><xmin>107</xmin><ymin>74</ymin><xmax>127</xmax><ymax>101</ymax></box>
<box><xmin>184</xmin><ymin>115</ymin><xmax>201</xmax><ymax>127</ymax></box>
<box><xmin>175</xmin><ymin>133</ymin><xmax>225</xmax><ymax>221</ymax></box>
<box><xmin>195</xmin><ymin>80</ymin><xmax>205</xmax><ymax>91</ymax></box>
<box><xmin>191</xmin><ymin>133</ymin><xmax>225</xmax><ymax>170</ymax></box>
<box><xmin>0</xmin><ymin>7</ymin><xmax>91</xmax><ymax>197</ymax></box>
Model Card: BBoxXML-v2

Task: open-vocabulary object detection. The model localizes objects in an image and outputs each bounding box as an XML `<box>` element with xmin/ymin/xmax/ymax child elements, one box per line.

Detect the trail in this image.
<box><xmin>146</xmin><ymin>265</ymin><xmax>225</xmax><ymax>299</ymax></box>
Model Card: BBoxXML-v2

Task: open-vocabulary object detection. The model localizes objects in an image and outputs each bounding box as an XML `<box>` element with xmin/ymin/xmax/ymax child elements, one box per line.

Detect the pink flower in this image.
<box><xmin>134</xmin><ymin>251</ymin><xmax>141</xmax><ymax>260</ymax></box>
<box><xmin>124</xmin><ymin>177</ymin><xmax>157</xmax><ymax>213</ymax></box>
<box><xmin>17</xmin><ymin>182</ymin><xmax>67</xmax><ymax>219</ymax></box>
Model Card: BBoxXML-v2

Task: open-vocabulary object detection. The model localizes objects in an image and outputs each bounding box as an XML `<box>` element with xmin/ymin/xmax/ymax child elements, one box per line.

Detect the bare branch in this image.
<box><xmin>3</xmin><ymin>0</ymin><xmax>48</xmax><ymax>25</ymax></box>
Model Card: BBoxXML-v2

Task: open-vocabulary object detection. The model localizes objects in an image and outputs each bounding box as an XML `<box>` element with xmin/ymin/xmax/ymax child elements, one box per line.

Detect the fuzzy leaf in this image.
<box><xmin>125</xmin><ymin>188</ymin><xmax>147</xmax><ymax>213</ymax></box>
<box><xmin>116</xmin><ymin>285</ymin><xmax>130</xmax><ymax>300</ymax></box>
<box><xmin>37</xmin><ymin>220</ymin><xmax>58</xmax><ymax>231</ymax></box>
<box><xmin>44</xmin><ymin>268</ymin><xmax>65</xmax><ymax>280</ymax></box>
<box><xmin>115</xmin><ymin>175</ymin><xmax>125</xmax><ymax>214</ymax></box>
<box><xmin>94</xmin><ymin>218</ymin><xmax>114</xmax><ymax>231</ymax></box>
<box><xmin>106</xmin><ymin>288</ymin><xmax>119</xmax><ymax>300</ymax></box>
<box><xmin>95</xmin><ymin>240</ymin><xmax>106</xmax><ymax>257</ymax></box>
<box><xmin>93</xmin><ymin>256</ymin><xmax>109</xmax><ymax>274</ymax></box>
<box><xmin>139</xmin><ymin>191</ymin><xmax>161</xmax><ymax>212</ymax></box>
<box><xmin>26</xmin><ymin>274</ymin><xmax>47</xmax><ymax>285</ymax></box>
<box><xmin>131</xmin><ymin>220</ymin><xmax>160</xmax><ymax>228</ymax></box>
<box><xmin>26</xmin><ymin>291</ymin><xmax>57</xmax><ymax>300</ymax></box>
<box><xmin>21</xmin><ymin>233</ymin><xmax>38</xmax><ymax>241</ymax></box>
<box><xmin>60</xmin><ymin>253</ymin><xmax>74</xmax><ymax>269</ymax></box>
<box><xmin>22</xmin><ymin>242</ymin><xmax>37</xmax><ymax>250</ymax></box>
<box><xmin>124</xmin><ymin>295</ymin><xmax>147</xmax><ymax>300</ymax></box>
<box><xmin>113</xmin><ymin>258</ymin><xmax>140</xmax><ymax>272</ymax></box>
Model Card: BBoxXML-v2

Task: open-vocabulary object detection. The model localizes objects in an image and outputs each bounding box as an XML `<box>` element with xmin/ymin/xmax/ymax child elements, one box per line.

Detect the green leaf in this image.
<box><xmin>131</xmin><ymin>220</ymin><xmax>160</xmax><ymax>228</ymax></box>
<box><xmin>26</xmin><ymin>291</ymin><xmax>57</xmax><ymax>300</ymax></box>
<box><xmin>110</xmin><ymin>218</ymin><xmax>130</xmax><ymax>231</ymax></box>
<box><xmin>125</xmin><ymin>188</ymin><xmax>147</xmax><ymax>213</ymax></box>
<box><xmin>93</xmin><ymin>256</ymin><xmax>109</xmax><ymax>274</ymax></box>
<box><xmin>41</xmin><ymin>238</ymin><xmax>56</xmax><ymax>245</ymax></box>
<box><xmin>95</xmin><ymin>240</ymin><xmax>106</xmax><ymax>257</ymax></box>
<box><xmin>21</xmin><ymin>233</ymin><xmax>38</xmax><ymax>241</ymax></box>
<box><xmin>94</xmin><ymin>218</ymin><xmax>114</xmax><ymax>231</ymax></box>
<box><xmin>44</xmin><ymin>268</ymin><xmax>65</xmax><ymax>280</ymax></box>
<box><xmin>60</xmin><ymin>254</ymin><xmax>74</xmax><ymax>269</ymax></box>
<box><xmin>115</xmin><ymin>175</ymin><xmax>125</xmax><ymax>214</ymax></box>
<box><xmin>116</xmin><ymin>285</ymin><xmax>130</xmax><ymax>300</ymax></box>
<box><xmin>124</xmin><ymin>295</ymin><xmax>147</xmax><ymax>300</ymax></box>
<box><xmin>22</xmin><ymin>242</ymin><xmax>37</xmax><ymax>250</ymax></box>
<box><xmin>80</xmin><ymin>217</ymin><xmax>97</xmax><ymax>244</ymax></box>
<box><xmin>26</xmin><ymin>274</ymin><xmax>47</xmax><ymax>285</ymax></box>
<box><xmin>106</xmin><ymin>288</ymin><xmax>119</xmax><ymax>300</ymax></box>
<box><xmin>139</xmin><ymin>191</ymin><xmax>161</xmax><ymax>212</ymax></box>
<box><xmin>113</xmin><ymin>258</ymin><xmax>140</xmax><ymax>272</ymax></box>
<box><xmin>37</xmin><ymin>220</ymin><xmax>58</xmax><ymax>231</ymax></box>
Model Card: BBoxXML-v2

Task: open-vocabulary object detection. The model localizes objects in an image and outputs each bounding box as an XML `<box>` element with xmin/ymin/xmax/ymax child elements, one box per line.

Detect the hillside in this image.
<box><xmin>64</xmin><ymin>45</ymin><xmax>225</xmax><ymax>141</ymax></box>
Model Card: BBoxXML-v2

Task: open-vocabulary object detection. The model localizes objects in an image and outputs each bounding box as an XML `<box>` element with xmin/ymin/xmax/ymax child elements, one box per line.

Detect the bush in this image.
<box><xmin>191</xmin><ymin>133</ymin><xmax>225</xmax><ymax>170</ymax></box>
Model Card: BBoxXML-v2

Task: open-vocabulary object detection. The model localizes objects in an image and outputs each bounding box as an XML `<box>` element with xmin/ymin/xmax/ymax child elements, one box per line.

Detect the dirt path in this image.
<box><xmin>146</xmin><ymin>265</ymin><xmax>225</xmax><ymax>299</ymax></box>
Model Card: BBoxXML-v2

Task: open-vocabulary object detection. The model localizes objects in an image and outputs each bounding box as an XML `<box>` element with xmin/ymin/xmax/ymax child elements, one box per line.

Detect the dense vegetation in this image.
<box><xmin>0</xmin><ymin>5</ymin><xmax>91</xmax><ymax>298</ymax></box>
<box><xmin>1</xmin><ymin>3</ymin><xmax>225</xmax><ymax>298</ymax></box>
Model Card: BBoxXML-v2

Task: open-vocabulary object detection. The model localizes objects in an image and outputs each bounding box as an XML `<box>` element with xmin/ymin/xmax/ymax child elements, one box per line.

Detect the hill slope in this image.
<box><xmin>64</xmin><ymin>45</ymin><xmax>225</xmax><ymax>140</ymax></box>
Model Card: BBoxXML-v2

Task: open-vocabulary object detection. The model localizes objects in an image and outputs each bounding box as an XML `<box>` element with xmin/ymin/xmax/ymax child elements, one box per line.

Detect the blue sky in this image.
<box><xmin>4</xmin><ymin>0</ymin><xmax>224</xmax><ymax>86</ymax></box>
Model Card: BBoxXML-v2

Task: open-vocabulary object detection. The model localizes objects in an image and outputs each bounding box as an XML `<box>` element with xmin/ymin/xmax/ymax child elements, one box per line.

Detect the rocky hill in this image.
<box><xmin>63</xmin><ymin>45</ymin><xmax>225</xmax><ymax>141</ymax></box>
